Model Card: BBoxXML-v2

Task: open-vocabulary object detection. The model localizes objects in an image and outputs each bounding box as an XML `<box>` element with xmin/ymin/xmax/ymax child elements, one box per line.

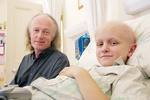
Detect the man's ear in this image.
<box><xmin>128</xmin><ymin>43</ymin><xmax>137</xmax><ymax>57</ymax></box>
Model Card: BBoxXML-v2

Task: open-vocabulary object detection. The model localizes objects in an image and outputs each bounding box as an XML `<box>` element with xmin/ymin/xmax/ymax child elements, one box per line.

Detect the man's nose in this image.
<box><xmin>37</xmin><ymin>31</ymin><xmax>44</xmax><ymax>38</ymax></box>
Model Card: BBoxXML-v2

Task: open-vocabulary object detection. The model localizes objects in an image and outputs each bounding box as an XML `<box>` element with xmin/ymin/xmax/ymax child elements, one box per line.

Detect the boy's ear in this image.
<box><xmin>128</xmin><ymin>43</ymin><xmax>137</xmax><ymax>57</ymax></box>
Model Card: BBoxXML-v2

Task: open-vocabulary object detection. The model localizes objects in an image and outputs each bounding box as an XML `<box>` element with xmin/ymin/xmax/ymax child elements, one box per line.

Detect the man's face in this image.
<box><xmin>95</xmin><ymin>31</ymin><xmax>132</xmax><ymax>66</ymax></box>
<box><xmin>29</xmin><ymin>15</ymin><xmax>56</xmax><ymax>52</ymax></box>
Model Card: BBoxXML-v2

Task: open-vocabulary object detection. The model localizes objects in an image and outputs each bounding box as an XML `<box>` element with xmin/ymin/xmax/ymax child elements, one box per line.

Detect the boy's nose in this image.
<box><xmin>101</xmin><ymin>44</ymin><xmax>109</xmax><ymax>52</ymax></box>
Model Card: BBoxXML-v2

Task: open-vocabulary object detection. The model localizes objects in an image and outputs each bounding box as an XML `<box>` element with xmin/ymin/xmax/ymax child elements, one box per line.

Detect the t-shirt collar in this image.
<box><xmin>32</xmin><ymin>47</ymin><xmax>55</xmax><ymax>59</ymax></box>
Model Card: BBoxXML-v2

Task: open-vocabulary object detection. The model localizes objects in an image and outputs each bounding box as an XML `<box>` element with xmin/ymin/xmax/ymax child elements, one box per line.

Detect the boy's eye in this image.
<box><xmin>97</xmin><ymin>42</ymin><xmax>103</xmax><ymax>47</ymax></box>
<box><xmin>110</xmin><ymin>41</ymin><xmax>118</xmax><ymax>46</ymax></box>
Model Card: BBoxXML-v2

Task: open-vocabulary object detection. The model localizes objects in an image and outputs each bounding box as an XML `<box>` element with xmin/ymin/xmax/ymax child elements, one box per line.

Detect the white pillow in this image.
<box><xmin>127</xmin><ymin>42</ymin><xmax>150</xmax><ymax>77</ymax></box>
<box><xmin>78</xmin><ymin>39</ymin><xmax>99</xmax><ymax>70</ymax></box>
<box><xmin>122</xmin><ymin>0</ymin><xmax>150</xmax><ymax>15</ymax></box>
<box><xmin>125</xmin><ymin>14</ymin><xmax>150</xmax><ymax>45</ymax></box>
<box><xmin>126</xmin><ymin>13</ymin><xmax>150</xmax><ymax>77</ymax></box>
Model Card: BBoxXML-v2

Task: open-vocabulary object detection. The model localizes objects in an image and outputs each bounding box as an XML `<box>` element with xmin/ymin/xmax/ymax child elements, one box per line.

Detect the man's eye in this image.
<box><xmin>45</xmin><ymin>31</ymin><xmax>50</xmax><ymax>34</ymax></box>
<box><xmin>43</xmin><ymin>31</ymin><xmax>50</xmax><ymax>35</ymax></box>
<box><xmin>33</xmin><ymin>29</ymin><xmax>39</xmax><ymax>32</ymax></box>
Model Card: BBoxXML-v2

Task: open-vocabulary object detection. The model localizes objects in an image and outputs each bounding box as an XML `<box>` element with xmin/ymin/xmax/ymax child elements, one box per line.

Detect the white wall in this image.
<box><xmin>63</xmin><ymin>0</ymin><xmax>89</xmax><ymax>65</ymax></box>
<box><xmin>64</xmin><ymin>0</ymin><xmax>86</xmax><ymax>28</ymax></box>
<box><xmin>21</xmin><ymin>0</ymin><xmax>49</xmax><ymax>13</ymax></box>
<box><xmin>0</xmin><ymin>0</ymin><xmax>7</xmax><ymax>22</ymax></box>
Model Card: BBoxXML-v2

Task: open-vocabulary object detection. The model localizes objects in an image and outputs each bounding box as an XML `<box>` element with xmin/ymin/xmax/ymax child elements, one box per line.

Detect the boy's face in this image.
<box><xmin>95</xmin><ymin>31</ymin><xmax>134</xmax><ymax>66</ymax></box>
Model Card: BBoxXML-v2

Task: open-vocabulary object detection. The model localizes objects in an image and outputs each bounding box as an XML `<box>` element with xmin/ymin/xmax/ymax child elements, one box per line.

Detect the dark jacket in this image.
<box><xmin>10</xmin><ymin>47</ymin><xmax>70</xmax><ymax>87</ymax></box>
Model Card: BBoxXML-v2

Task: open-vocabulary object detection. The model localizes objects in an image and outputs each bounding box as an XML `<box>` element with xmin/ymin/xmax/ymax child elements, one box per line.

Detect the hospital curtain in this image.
<box><xmin>87</xmin><ymin>0</ymin><xmax>107</xmax><ymax>39</ymax></box>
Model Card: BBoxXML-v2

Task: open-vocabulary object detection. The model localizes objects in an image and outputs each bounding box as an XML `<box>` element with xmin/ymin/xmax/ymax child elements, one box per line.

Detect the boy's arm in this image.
<box><xmin>60</xmin><ymin>66</ymin><xmax>109</xmax><ymax>100</ymax></box>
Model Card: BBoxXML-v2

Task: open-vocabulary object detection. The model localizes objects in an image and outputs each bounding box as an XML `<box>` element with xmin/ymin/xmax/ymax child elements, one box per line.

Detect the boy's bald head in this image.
<box><xmin>96</xmin><ymin>21</ymin><xmax>136</xmax><ymax>44</ymax></box>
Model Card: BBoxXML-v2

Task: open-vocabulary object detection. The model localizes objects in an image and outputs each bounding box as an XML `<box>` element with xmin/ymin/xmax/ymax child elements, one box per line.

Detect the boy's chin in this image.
<box><xmin>100</xmin><ymin>62</ymin><xmax>114</xmax><ymax>67</ymax></box>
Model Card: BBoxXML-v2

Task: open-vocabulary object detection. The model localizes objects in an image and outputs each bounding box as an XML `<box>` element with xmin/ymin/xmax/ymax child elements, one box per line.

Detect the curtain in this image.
<box><xmin>45</xmin><ymin>0</ymin><xmax>64</xmax><ymax>27</ymax></box>
<box><xmin>87</xmin><ymin>0</ymin><xmax>107</xmax><ymax>39</ymax></box>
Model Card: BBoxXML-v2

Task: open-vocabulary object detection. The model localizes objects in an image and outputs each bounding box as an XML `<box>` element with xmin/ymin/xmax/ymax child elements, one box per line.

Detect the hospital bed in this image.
<box><xmin>1</xmin><ymin>0</ymin><xmax>150</xmax><ymax>99</ymax></box>
<box><xmin>78</xmin><ymin>0</ymin><xmax>150</xmax><ymax>98</ymax></box>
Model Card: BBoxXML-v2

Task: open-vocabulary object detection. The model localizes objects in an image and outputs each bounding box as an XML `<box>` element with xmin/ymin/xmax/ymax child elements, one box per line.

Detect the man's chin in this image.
<box><xmin>34</xmin><ymin>47</ymin><xmax>47</xmax><ymax>51</ymax></box>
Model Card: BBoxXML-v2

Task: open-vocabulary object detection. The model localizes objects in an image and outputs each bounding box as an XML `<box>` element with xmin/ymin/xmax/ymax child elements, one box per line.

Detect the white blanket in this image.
<box><xmin>26</xmin><ymin>65</ymin><xmax>150</xmax><ymax>100</ymax></box>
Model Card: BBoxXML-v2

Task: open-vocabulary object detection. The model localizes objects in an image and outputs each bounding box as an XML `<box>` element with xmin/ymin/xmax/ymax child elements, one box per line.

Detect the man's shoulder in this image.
<box><xmin>51</xmin><ymin>49</ymin><xmax>68</xmax><ymax>58</ymax></box>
